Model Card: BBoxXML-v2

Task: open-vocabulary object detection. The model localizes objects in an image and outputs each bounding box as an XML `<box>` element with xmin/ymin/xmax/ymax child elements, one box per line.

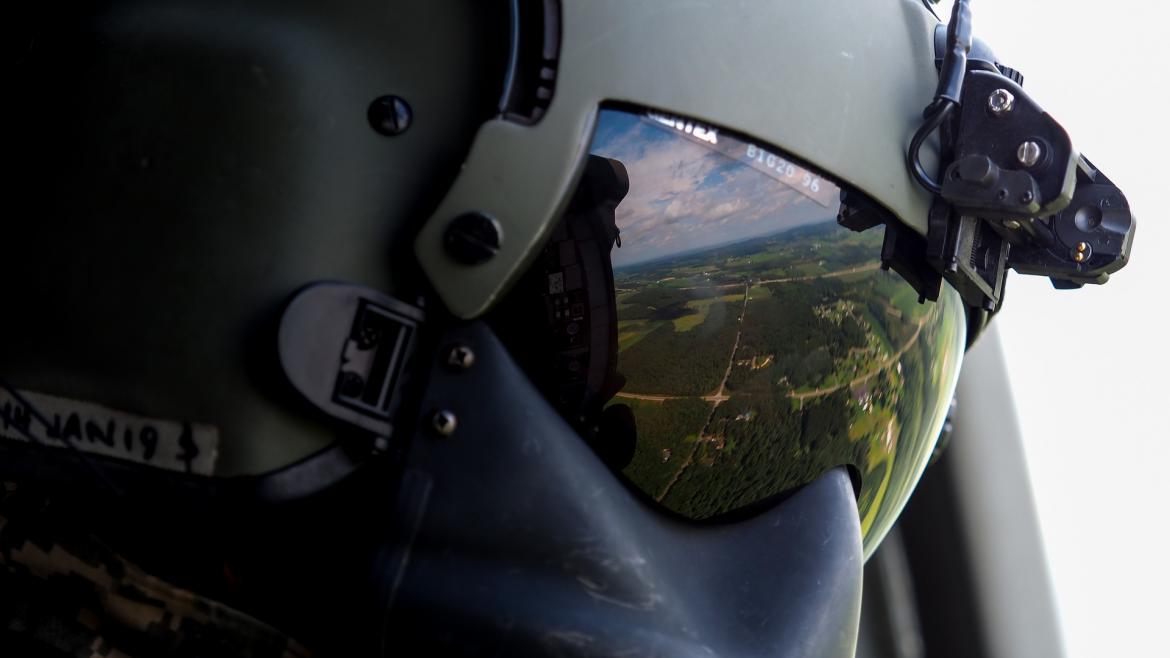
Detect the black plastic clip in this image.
<box><xmin>279</xmin><ymin>283</ymin><xmax>424</xmax><ymax>437</ymax></box>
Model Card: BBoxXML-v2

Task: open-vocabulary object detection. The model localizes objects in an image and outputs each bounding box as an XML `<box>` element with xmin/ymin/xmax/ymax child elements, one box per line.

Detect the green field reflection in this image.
<box><xmin>593</xmin><ymin>108</ymin><xmax>965</xmax><ymax>555</ymax></box>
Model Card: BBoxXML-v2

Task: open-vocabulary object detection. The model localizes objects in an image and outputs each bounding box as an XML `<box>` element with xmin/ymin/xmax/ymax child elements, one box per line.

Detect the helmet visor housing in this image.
<box><xmin>503</xmin><ymin>107</ymin><xmax>966</xmax><ymax>556</ymax></box>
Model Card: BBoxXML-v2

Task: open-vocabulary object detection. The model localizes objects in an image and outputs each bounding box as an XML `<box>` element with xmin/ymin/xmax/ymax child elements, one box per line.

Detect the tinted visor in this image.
<box><xmin>497</xmin><ymin>107</ymin><xmax>966</xmax><ymax>556</ymax></box>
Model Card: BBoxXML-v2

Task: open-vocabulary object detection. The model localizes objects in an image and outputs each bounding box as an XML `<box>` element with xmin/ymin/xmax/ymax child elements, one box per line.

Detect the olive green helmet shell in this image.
<box><xmin>417</xmin><ymin>0</ymin><xmax>941</xmax><ymax>318</ymax></box>
<box><xmin>5</xmin><ymin>1</ymin><xmax>509</xmax><ymax>476</ymax></box>
<box><xmin>5</xmin><ymin>0</ymin><xmax>942</xmax><ymax>482</ymax></box>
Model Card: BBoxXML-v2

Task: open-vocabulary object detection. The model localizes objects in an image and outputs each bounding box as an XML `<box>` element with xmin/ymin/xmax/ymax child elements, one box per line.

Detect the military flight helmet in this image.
<box><xmin>3</xmin><ymin>0</ymin><xmax>1134</xmax><ymax>655</ymax></box>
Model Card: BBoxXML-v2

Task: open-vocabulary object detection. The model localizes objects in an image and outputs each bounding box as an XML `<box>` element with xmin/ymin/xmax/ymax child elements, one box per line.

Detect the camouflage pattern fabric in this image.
<box><xmin>0</xmin><ymin>482</ymin><xmax>310</xmax><ymax>658</ymax></box>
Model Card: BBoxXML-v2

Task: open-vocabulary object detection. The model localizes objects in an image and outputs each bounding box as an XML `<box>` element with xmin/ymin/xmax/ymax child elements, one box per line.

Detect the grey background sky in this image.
<box><xmin>972</xmin><ymin>2</ymin><xmax>1169</xmax><ymax>656</ymax></box>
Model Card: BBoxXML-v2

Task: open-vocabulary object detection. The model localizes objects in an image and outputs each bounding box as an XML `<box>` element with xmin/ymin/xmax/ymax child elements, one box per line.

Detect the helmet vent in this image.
<box><xmin>498</xmin><ymin>0</ymin><xmax>561</xmax><ymax>124</ymax></box>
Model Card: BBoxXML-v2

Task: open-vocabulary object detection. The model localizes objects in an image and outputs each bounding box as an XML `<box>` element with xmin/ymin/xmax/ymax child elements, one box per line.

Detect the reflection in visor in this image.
<box><xmin>502</xmin><ymin>108</ymin><xmax>966</xmax><ymax>557</ymax></box>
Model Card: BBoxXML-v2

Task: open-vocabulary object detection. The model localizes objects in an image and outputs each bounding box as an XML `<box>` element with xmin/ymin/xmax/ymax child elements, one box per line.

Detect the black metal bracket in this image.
<box><xmin>1008</xmin><ymin>159</ymin><xmax>1134</xmax><ymax>287</ymax></box>
<box><xmin>895</xmin><ymin>5</ymin><xmax>1135</xmax><ymax>313</ymax></box>
<box><xmin>941</xmin><ymin>70</ymin><xmax>1076</xmax><ymax>220</ymax></box>
<box><xmin>278</xmin><ymin>283</ymin><xmax>424</xmax><ymax>438</ymax></box>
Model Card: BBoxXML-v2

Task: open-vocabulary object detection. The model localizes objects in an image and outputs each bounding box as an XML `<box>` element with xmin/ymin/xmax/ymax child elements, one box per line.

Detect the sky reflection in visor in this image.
<box><xmin>590</xmin><ymin>108</ymin><xmax>966</xmax><ymax>555</ymax></box>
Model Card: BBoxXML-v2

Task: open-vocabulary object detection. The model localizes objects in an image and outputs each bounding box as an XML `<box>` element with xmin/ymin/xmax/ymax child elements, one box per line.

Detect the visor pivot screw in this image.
<box><xmin>446</xmin><ymin>344</ymin><xmax>476</xmax><ymax>370</ymax></box>
<box><xmin>367</xmin><ymin>95</ymin><xmax>412</xmax><ymax>136</ymax></box>
<box><xmin>430</xmin><ymin>409</ymin><xmax>458</xmax><ymax>437</ymax></box>
<box><xmin>1017</xmin><ymin>140</ymin><xmax>1043</xmax><ymax>168</ymax></box>
<box><xmin>444</xmin><ymin>212</ymin><xmax>503</xmax><ymax>265</ymax></box>
<box><xmin>988</xmin><ymin>88</ymin><xmax>1015</xmax><ymax>116</ymax></box>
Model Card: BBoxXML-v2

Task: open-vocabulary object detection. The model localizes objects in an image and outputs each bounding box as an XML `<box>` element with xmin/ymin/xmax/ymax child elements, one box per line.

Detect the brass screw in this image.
<box><xmin>1076</xmin><ymin>242</ymin><xmax>1089</xmax><ymax>253</ymax></box>
<box><xmin>1073</xmin><ymin>252</ymin><xmax>1086</xmax><ymax>263</ymax></box>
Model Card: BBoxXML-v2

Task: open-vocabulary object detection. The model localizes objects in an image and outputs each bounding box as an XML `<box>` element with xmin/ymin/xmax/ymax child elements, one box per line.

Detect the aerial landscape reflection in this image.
<box><xmin>590</xmin><ymin>109</ymin><xmax>964</xmax><ymax>551</ymax></box>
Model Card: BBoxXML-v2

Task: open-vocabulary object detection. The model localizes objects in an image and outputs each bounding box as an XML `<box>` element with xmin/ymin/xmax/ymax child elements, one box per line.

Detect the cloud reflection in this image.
<box><xmin>589</xmin><ymin>110</ymin><xmax>840</xmax><ymax>268</ymax></box>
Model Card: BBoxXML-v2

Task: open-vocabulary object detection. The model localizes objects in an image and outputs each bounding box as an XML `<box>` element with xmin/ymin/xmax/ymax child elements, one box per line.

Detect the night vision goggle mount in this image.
<box><xmin>843</xmin><ymin>0</ymin><xmax>1135</xmax><ymax>313</ymax></box>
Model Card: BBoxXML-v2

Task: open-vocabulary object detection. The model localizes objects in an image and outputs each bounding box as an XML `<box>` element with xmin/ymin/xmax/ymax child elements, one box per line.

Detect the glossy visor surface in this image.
<box><xmin>575</xmin><ymin>108</ymin><xmax>966</xmax><ymax>556</ymax></box>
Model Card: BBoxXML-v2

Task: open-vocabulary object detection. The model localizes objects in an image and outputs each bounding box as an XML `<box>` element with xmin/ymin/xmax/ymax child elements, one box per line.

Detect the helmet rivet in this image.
<box><xmin>431</xmin><ymin>410</ymin><xmax>458</xmax><ymax>437</ymax></box>
<box><xmin>446</xmin><ymin>344</ymin><xmax>476</xmax><ymax>370</ymax></box>
<box><xmin>988</xmin><ymin>88</ymin><xmax>1015</xmax><ymax>116</ymax></box>
<box><xmin>1017</xmin><ymin>140</ymin><xmax>1043</xmax><ymax>167</ymax></box>
<box><xmin>367</xmin><ymin>95</ymin><xmax>412</xmax><ymax>136</ymax></box>
<box><xmin>1020</xmin><ymin>190</ymin><xmax>1035</xmax><ymax>204</ymax></box>
<box><xmin>444</xmin><ymin>212</ymin><xmax>502</xmax><ymax>265</ymax></box>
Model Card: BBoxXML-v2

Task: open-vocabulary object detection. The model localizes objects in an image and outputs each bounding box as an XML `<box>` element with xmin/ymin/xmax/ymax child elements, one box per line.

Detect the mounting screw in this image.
<box><xmin>444</xmin><ymin>212</ymin><xmax>502</xmax><ymax>265</ymax></box>
<box><xmin>446</xmin><ymin>344</ymin><xmax>476</xmax><ymax>370</ymax></box>
<box><xmin>431</xmin><ymin>410</ymin><xmax>458</xmax><ymax>437</ymax></box>
<box><xmin>367</xmin><ymin>95</ymin><xmax>412</xmax><ymax>136</ymax></box>
<box><xmin>988</xmin><ymin>88</ymin><xmax>1015</xmax><ymax>116</ymax></box>
<box><xmin>1020</xmin><ymin>190</ymin><xmax>1035</xmax><ymax>204</ymax></box>
<box><xmin>1017</xmin><ymin>140</ymin><xmax>1043</xmax><ymax>168</ymax></box>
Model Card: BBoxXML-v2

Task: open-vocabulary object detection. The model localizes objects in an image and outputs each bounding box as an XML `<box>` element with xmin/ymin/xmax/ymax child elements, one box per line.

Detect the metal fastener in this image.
<box><xmin>446</xmin><ymin>344</ymin><xmax>476</xmax><ymax>370</ymax></box>
<box><xmin>1003</xmin><ymin>220</ymin><xmax>1021</xmax><ymax>230</ymax></box>
<box><xmin>988</xmin><ymin>88</ymin><xmax>1015</xmax><ymax>116</ymax></box>
<box><xmin>367</xmin><ymin>95</ymin><xmax>412</xmax><ymax>136</ymax></box>
<box><xmin>1076</xmin><ymin>242</ymin><xmax>1089</xmax><ymax>253</ymax></box>
<box><xmin>431</xmin><ymin>410</ymin><xmax>458</xmax><ymax>437</ymax></box>
<box><xmin>1020</xmin><ymin>190</ymin><xmax>1035</xmax><ymax>204</ymax></box>
<box><xmin>1017</xmin><ymin>141</ymin><xmax>1042</xmax><ymax>167</ymax></box>
<box><xmin>444</xmin><ymin>212</ymin><xmax>502</xmax><ymax>265</ymax></box>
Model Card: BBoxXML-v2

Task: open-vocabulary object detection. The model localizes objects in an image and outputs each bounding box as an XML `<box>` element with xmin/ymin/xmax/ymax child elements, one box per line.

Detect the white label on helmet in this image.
<box><xmin>0</xmin><ymin>388</ymin><xmax>219</xmax><ymax>476</ymax></box>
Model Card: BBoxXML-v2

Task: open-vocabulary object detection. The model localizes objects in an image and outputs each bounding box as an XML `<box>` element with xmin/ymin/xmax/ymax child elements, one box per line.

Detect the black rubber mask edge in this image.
<box><xmin>378</xmin><ymin>322</ymin><xmax>862</xmax><ymax>657</ymax></box>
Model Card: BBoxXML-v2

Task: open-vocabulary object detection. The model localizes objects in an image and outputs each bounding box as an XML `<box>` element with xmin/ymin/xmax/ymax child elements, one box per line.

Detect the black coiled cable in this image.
<box><xmin>906</xmin><ymin>100</ymin><xmax>956</xmax><ymax>195</ymax></box>
<box><xmin>907</xmin><ymin>0</ymin><xmax>973</xmax><ymax>195</ymax></box>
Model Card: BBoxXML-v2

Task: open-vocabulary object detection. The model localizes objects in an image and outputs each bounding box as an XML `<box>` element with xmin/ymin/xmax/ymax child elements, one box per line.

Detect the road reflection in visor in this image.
<box><xmin>505</xmin><ymin>107</ymin><xmax>966</xmax><ymax>557</ymax></box>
